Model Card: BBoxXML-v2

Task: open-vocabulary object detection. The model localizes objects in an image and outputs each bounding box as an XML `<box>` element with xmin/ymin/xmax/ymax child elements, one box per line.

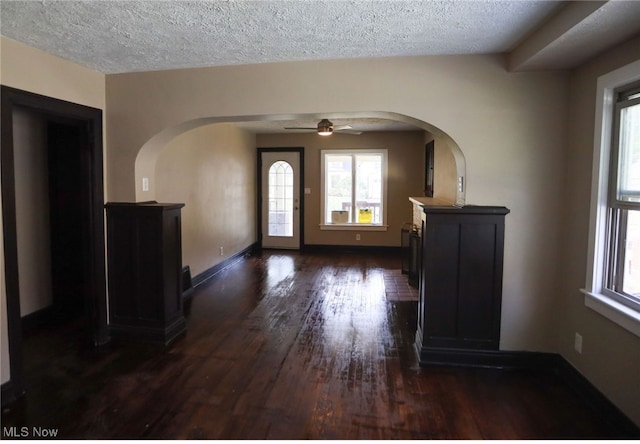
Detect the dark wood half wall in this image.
<box><xmin>105</xmin><ymin>202</ymin><xmax>186</xmax><ymax>345</ymax></box>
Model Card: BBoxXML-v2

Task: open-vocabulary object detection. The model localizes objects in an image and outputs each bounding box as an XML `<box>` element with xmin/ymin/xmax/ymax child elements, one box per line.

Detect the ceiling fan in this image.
<box><xmin>284</xmin><ymin>119</ymin><xmax>362</xmax><ymax>136</ymax></box>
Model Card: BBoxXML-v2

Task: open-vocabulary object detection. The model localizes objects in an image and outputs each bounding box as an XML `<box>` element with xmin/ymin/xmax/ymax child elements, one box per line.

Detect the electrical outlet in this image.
<box><xmin>574</xmin><ymin>332</ymin><xmax>583</xmax><ymax>354</ymax></box>
<box><xmin>219</xmin><ymin>246</ymin><xmax>224</xmax><ymax>256</ymax></box>
<box><xmin>356</xmin><ymin>234</ymin><xmax>361</xmax><ymax>241</ymax></box>
<box><xmin>142</xmin><ymin>177</ymin><xmax>149</xmax><ymax>192</ymax></box>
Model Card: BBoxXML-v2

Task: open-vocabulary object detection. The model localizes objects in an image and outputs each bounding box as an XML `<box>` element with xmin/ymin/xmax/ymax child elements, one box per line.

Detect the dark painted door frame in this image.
<box><xmin>257</xmin><ymin>147</ymin><xmax>305</xmax><ymax>249</ymax></box>
<box><xmin>0</xmin><ymin>86</ymin><xmax>108</xmax><ymax>405</ymax></box>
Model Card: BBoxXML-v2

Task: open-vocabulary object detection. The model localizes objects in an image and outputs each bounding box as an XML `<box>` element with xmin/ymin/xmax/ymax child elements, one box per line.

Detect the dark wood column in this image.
<box><xmin>414</xmin><ymin>204</ymin><xmax>510</xmax><ymax>365</ymax></box>
<box><xmin>105</xmin><ymin>202</ymin><xmax>186</xmax><ymax>345</ymax></box>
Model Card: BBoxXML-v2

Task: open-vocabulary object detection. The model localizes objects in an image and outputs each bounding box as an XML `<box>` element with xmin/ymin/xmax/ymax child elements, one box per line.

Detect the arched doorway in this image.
<box><xmin>133</xmin><ymin>111</ymin><xmax>466</xmax><ymax>206</ymax></box>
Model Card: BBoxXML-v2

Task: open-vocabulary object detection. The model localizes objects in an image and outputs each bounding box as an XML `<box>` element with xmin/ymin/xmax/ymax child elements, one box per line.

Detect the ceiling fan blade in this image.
<box><xmin>334</xmin><ymin>129</ymin><xmax>362</xmax><ymax>135</ymax></box>
<box><xmin>283</xmin><ymin>126</ymin><xmax>317</xmax><ymax>130</ymax></box>
<box><xmin>332</xmin><ymin>124</ymin><xmax>352</xmax><ymax>131</ymax></box>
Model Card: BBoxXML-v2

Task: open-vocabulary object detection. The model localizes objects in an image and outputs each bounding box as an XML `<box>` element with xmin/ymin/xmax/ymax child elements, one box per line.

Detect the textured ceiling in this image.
<box><xmin>3</xmin><ymin>1</ymin><xmax>639</xmax><ymax>135</ymax></box>
<box><xmin>0</xmin><ymin>0</ymin><xmax>563</xmax><ymax>74</ymax></box>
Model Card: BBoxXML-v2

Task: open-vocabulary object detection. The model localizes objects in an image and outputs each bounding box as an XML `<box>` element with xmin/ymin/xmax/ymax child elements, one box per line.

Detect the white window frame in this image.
<box><xmin>581</xmin><ymin>59</ymin><xmax>640</xmax><ymax>338</ymax></box>
<box><xmin>320</xmin><ymin>149</ymin><xmax>388</xmax><ymax>231</ymax></box>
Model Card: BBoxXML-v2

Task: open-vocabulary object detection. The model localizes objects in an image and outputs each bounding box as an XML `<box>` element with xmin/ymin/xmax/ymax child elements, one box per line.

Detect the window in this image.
<box><xmin>606</xmin><ymin>84</ymin><xmax>640</xmax><ymax>307</ymax></box>
<box><xmin>268</xmin><ymin>161</ymin><xmax>294</xmax><ymax>237</ymax></box>
<box><xmin>583</xmin><ymin>60</ymin><xmax>640</xmax><ymax>338</ymax></box>
<box><xmin>320</xmin><ymin>149</ymin><xmax>387</xmax><ymax>230</ymax></box>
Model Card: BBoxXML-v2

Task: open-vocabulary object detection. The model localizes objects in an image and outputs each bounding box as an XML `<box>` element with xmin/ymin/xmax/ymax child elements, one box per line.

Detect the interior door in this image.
<box><xmin>261</xmin><ymin>151</ymin><xmax>301</xmax><ymax>249</ymax></box>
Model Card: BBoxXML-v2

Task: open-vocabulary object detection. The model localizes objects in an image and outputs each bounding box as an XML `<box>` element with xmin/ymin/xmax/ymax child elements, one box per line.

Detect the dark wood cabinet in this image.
<box><xmin>105</xmin><ymin>202</ymin><xmax>186</xmax><ymax>345</ymax></box>
<box><xmin>414</xmin><ymin>204</ymin><xmax>509</xmax><ymax>365</ymax></box>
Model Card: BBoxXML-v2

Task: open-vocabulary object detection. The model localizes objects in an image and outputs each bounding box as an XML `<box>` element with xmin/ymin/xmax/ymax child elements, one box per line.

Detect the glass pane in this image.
<box><xmin>268</xmin><ymin>161</ymin><xmax>293</xmax><ymax>237</ymax></box>
<box><xmin>325</xmin><ymin>155</ymin><xmax>352</xmax><ymax>223</ymax></box>
<box><xmin>622</xmin><ymin>210</ymin><xmax>640</xmax><ymax>297</ymax></box>
<box><xmin>355</xmin><ymin>154</ymin><xmax>382</xmax><ymax>223</ymax></box>
<box><xmin>617</xmin><ymin>103</ymin><xmax>640</xmax><ymax>203</ymax></box>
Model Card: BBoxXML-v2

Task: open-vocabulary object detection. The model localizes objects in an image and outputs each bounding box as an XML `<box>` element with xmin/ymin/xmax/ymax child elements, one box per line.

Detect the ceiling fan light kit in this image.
<box><xmin>317</xmin><ymin>119</ymin><xmax>333</xmax><ymax>136</ymax></box>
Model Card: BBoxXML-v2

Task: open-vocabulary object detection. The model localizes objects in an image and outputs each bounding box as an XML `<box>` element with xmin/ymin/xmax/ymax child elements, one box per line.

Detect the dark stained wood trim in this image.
<box><xmin>181</xmin><ymin>266</ymin><xmax>195</xmax><ymax>301</ymax></box>
<box><xmin>554</xmin><ymin>358</ymin><xmax>640</xmax><ymax>437</ymax></box>
<box><xmin>0</xmin><ymin>85</ymin><xmax>107</xmax><ymax>404</ymax></box>
<box><xmin>257</xmin><ymin>147</ymin><xmax>305</xmax><ymax>249</ymax></box>
<box><xmin>20</xmin><ymin>305</ymin><xmax>56</xmax><ymax>336</ymax></box>
<box><xmin>415</xmin><ymin>347</ymin><xmax>640</xmax><ymax>437</ymax></box>
<box><xmin>191</xmin><ymin>242</ymin><xmax>259</xmax><ymax>288</ymax></box>
<box><xmin>109</xmin><ymin>318</ymin><xmax>187</xmax><ymax>347</ymax></box>
<box><xmin>1</xmin><ymin>380</ymin><xmax>22</xmax><ymax>408</ymax></box>
<box><xmin>415</xmin><ymin>346</ymin><xmax>560</xmax><ymax>370</ymax></box>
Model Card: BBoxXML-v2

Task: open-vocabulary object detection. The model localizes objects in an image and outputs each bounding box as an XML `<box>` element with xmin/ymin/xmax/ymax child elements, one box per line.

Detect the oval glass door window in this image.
<box><xmin>268</xmin><ymin>161</ymin><xmax>294</xmax><ymax>237</ymax></box>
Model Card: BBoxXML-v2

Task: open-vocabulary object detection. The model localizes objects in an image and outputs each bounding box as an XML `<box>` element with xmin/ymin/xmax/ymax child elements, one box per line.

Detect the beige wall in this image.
<box><xmin>4</xmin><ymin>32</ymin><xmax>637</xmax><ymax>426</ymax></box>
<box><xmin>257</xmin><ymin>131</ymin><xmax>426</xmax><ymax>247</ymax></box>
<box><xmin>155</xmin><ymin>123</ymin><xmax>257</xmax><ymax>277</ymax></box>
<box><xmin>107</xmin><ymin>55</ymin><xmax>568</xmax><ymax>353</ymax></box>
<box><xmin>0</xmin><ymin>36</ymin><xmax>106</xmax><ymax>387</ymax></box>
<box><xmin>13</xmin><ymin>108</ymin><xmax>53</xmax><ymax>316</ymax></box>
<box><xmin>558</xmin><ymin>34</ymin><xmax>640</xmax><ymax>426</ymax></box>
<box><xmin>0</xmin><ymin>37</ymin><xmax>105</xmax><ymax>110</ymax></box>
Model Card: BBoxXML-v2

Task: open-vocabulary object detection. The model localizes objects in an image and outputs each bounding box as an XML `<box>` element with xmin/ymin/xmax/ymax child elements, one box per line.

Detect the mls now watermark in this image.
<box><xmin>3</xmin><ymin>426</ymin><xmax>59</xmax><ymax>438</ymax></box>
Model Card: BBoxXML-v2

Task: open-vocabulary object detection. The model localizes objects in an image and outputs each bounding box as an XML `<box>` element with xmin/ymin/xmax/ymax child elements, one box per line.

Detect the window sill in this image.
<box><xmin>320</xmin><ymin>224</ymin><xmax>388</xmax><ymax>232</ymax></box>
<box><xmin>580</xmin><ymin>289</ymin><xmax>640</xmax><ymax>338</ymax></box>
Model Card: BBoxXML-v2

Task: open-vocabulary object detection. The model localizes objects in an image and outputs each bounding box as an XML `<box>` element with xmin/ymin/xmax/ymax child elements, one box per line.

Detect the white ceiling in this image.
<box><xmin>4</xmin><ymin>0</ymin><xmax>639</xmax><ymax>75</ymax></box>
<box><xmin>2</xmin><ymin>0</ymin><xmax>639</xmax><ymax>133</ymax></box>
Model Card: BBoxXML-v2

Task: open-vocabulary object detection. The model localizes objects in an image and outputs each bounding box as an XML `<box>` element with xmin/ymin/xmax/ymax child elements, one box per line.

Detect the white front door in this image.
<box><xmin>261</xmin><ymin>151</ymin><xmax>301</xmax><ymax>249</ymax></box>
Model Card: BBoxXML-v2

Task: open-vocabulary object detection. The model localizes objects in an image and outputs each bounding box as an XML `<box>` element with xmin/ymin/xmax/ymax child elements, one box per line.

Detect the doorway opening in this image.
<box><xmin>1</xmin><ymin>86</ymin><xmax>107</xmax><ymax>405</ymax></box>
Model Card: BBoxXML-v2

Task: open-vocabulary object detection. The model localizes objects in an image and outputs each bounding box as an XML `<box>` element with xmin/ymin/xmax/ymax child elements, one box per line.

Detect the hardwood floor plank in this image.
<box><xmin>1</xmin><ymin>250</ymin><xmax>632</xmax><ymax>439</ymax></box>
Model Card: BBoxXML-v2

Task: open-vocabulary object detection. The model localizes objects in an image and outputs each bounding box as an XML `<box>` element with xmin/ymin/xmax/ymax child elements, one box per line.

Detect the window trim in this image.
<box><xmin>320</xmin><ymin>149</ymin><xmax>388</xmax><ymax>231</ymax></box>
<box><xmin>604</xmin><ymin>83</ymin><xmax>640</xmax><ymax>308</ymax></box>
<box><xmin>609</xmin><ymin>85</ymin><xmax>640</xmax><ymax>208</ymax></box>
<box><xmin>582</xmin><ymin>59</ymin><xmax>640</xmax><ymax>338</ymax></box>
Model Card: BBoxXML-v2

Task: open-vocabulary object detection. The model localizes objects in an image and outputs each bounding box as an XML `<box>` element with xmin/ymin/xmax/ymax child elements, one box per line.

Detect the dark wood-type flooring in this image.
<box><xmin>1</xmin><ymin>250</ymin><xmax>629</xmax><ymax>439</ymax></box>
